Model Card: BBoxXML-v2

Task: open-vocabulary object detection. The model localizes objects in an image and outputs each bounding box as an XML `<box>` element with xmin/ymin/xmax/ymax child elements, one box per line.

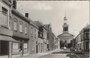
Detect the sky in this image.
<box><xmin>17</xmin><ymin>1</ymin><xmax>89</xmax><ymax>37</ymax></box>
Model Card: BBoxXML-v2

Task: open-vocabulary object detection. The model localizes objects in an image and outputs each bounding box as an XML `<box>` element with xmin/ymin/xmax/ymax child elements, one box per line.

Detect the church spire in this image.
<box><xmin>63</xmin><ymin>16</ymin><xmax>68</xmax><ymax>33</ymax></box>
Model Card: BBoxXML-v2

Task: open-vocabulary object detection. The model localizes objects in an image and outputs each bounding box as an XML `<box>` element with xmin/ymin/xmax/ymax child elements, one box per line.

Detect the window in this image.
<box><xmin>19</xmin><ymin>24</ymin><xmax>23</xmax><ymax>32</ymax></box>
<box><xmin>64</xmin><ymin>27</ymin><xmax>68</xmax><ymax>31</ymax></box>
<box><xmin>31</xmin><ymin>27</ymin><xmax>33</xmax><ymax>35</ymax></box>
<box><xmin>34</xmin><ymin>29</ymin><xmax>37</xmax><ymax>38</ymax></box>
<box><xmin>14</xmin><ymin>21</ymin><xmax>17</xmax><ymax>30</ymax></box>
<box><xmin>24</xmin><ymin>43</ymin><xmax>27</xmax><ymax>49</ymax></box>
<box><xmin>2</xmin><ymin>7</ymin><xmax>8</xmax><ymax>15</ymax></box>
<box><xmin>25</xmin><ymin>27</ymin><xmax>27</xmax><ymax>34</ymax></box>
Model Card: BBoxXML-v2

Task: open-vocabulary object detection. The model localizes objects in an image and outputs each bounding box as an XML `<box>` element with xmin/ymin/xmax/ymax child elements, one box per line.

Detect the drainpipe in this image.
<box><xmin>8</xmin><ymin>41</ymin><xmax>12</xmax><ymax>58</ymax></box>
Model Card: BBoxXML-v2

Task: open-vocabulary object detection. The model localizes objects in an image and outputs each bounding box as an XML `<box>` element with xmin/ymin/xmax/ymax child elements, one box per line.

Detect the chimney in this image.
<box><xmin>13</xmin><ymin>0</ymin><xmax>17</xmax><ymax>9</ymax></box>
<box><xmin>25</xmin><ymin>13</ymin><xmax>29</xmax><ymax>18</ymax></box>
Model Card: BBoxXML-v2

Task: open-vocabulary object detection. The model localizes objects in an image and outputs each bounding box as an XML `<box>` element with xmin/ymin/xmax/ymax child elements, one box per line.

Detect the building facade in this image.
<box><xmin>43</xmin><ymin>25</ymin><xmax>48</xmax><ymax>52</ymax></box>
<box><xmin>0</xmin><ymin>0</ymin><xmax>16</xmax><ymax>57</ymax></box>
<box><xmin>45</xmin><ymin>24</ymin><xmax>55</xmax><ymax>51</ymax></box>
<box><xmin>10</xmin><ymin>8</ymin><xmax>30</xmax><ymax>55</ymax></box>
<box><xmin>34</xmin><ymin>21</ymin><xmax>44</xmax><ymax>53</ymax></box>
<box><xmin>0</xmin><ymin>0</ymin><xmax>56</xmax><ymax>58</ymax></box>
<box><xmin>29</xmin><ymin>20</ymin><xmax>38</xmax><ymax>54</ymax></box>
<box><xmin>34</xmin><ymin>21</ymin><xmax>49</xmax><ymax>53</ymax></box>
<box><xmin>74</xmin><ymin>25</ymin><xmax>90</xmax><ymax>53</ymax></box>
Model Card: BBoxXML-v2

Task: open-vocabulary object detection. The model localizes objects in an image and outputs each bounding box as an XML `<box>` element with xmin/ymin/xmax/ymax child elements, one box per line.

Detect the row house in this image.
<box><xmin>54</xmin><ymin>38</ymin><xmax>59</xmax><ymax>49</ymax></box>
<box><xmin>29</xmin><ymin>19</ymin><xmax>38</xmax><ymax>54</ymax></box>
<box><xmin>80</xmin><ymin>25</ymin><xmax>90</xmax><ymax>52</ymax></box>
<box><xmin>0</xmin><ymin>0</ymin><xmax>16</xmax><ymax>58</ymax></box>
<box><xmin>10</xmin><ymin>8</ymin><xmax>30</xmax><ymax>55</ymax></box>
<box><xmin>0</xmin><ymin>0</ymin><xmax>29</xmax><ymax>58</ymax></box>
<box><xmin>75</xmin><ymin>33</ymin><xmax>82</xmax><ymax>52</ymax></box>
<box><xmin>71</xmin><ymin>25</ymin><xmax>90</xmax><ymax>54</ymax></box>
<box><xmin>70</xmin><ymin>38</ymin><xmax>76</xmax><ymax>51</ymax></box>
<box><xmin>34</xmin><ymin>21</ymin><xmax>48</xmax><ymax>53</ymax></box>
<box><xmin>0</xmin><ymin>0</ymin><xmax>57</xmax><ymax>58</ymax></box>
<box><xmin>45</xmin><ymin>24</ymin><xmax>55</xmax><ymax>51</ymax></box>
<box><xmin>43</xmin><ymin>25</ymin><xmax>48</xmax><ymax>52</ymax></box>
<box><xmin>34</xmin><ymin>21</ymin><xmax>44</xmax><ymax>53</ymax></box>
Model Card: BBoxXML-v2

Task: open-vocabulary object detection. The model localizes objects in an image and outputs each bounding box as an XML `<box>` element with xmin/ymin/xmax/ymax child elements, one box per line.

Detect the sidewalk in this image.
<box><xmin>0</xmin><ymin>48</ymin><xmax>61</xmax><ymax>58</ymax></box>
<box><xmin>16</xmin><ymin>48</ymin><xmax>60</xmax><ymax>58</ymax></box>
<box><xmin>72</xmin><ymin>51</ymin><xmax>90</xmax><ymax>58</ymax></box>
<box><xmin>0</xmin><ymin>53</ymin><xmax>29</xmax><ymax>58</ymax></box>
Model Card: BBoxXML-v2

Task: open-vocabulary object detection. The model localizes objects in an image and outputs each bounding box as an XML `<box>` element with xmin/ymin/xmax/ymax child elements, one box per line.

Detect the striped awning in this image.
<box><xmin>0</xmin><ymin>35</ymin><xmax>16</xmax><ymax>42</ymax></box>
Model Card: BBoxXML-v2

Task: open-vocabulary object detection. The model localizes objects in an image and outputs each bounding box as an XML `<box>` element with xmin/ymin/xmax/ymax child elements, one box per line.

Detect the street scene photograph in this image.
<box><xmin>0</xmin><ymin>0</ymin><xmax>90</xmax><ymax>58</ymax></box>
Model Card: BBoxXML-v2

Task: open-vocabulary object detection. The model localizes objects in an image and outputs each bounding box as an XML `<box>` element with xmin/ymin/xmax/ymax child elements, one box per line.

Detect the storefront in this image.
<box><xmin>0</xmin><ymin>26</ymin><xmax>16</xmax><ymax>58</ymax></box>
<box><xmin>12</xmin><ymin>37</ymin><xmax>29</xmax><ymax>55</ymax></box>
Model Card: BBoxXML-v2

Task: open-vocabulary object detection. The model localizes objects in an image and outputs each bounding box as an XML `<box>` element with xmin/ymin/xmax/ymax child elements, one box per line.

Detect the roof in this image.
<box><xmin>34</xmin><ymin>21</ymin><xmax>43</xmax><ymax>27</ymax></box>
<box><xmin>30</xmin><ymin>20</ymin><xmax>38</xmax><ymax>29</ymax></box>
<box><xmin>83</xmin><ymin>25</ymin><xmax>90</xmax><ymax>30</ymax></box>
<box><xmin>0</xmin><ymin>35</ymin><xmax>16</xmax><ymax>42</ymax></box>
<box><xmin>58</xmin><ymin>32</ymin><xmax>74</xmax><ymax>38</ymax></box>
<box><xmin>12</xmin><ymin>8</ymin><xmax>30</xmax><ymax>23</ymax></box>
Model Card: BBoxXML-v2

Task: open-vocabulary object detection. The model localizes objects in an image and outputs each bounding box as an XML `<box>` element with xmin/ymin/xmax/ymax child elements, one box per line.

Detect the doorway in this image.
<box><xmin>0</xmin><ymin>41</ymin><xmax>9</xmax><ymax>55</ymax></box>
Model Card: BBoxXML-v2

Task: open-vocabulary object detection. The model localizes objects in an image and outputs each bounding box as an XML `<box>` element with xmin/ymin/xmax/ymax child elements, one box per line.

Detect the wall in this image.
<box><xmin>0</xmin><ymin>1</ymin><xmax>10</xmax><ymax>28</ymax></box>
<box><xmin>29</xmin><ymin>24</ymin><xmax>38</xmax><ymax>54</ymax></box>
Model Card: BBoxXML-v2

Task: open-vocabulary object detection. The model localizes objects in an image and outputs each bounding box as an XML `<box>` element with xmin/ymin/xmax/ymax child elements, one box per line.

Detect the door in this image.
<box><xmin>0</xmin><ymin>41</ymin><xmax>9</xmax><ymax>55</ymax></box>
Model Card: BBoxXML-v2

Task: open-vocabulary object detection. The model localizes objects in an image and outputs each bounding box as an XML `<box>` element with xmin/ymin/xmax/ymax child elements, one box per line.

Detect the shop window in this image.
<box><xmin>24</xmin><ymin>43</ymin><xmax>27</xmax><ymax>49</ymax></box>
<box><xmin>12</xmin><ymin>42</ymin><xmax>19</xmax><ymax>53</ymax></box>
<box><xmin>13</xmin><ymin>42</ymin><xmax>19</xmax><ymax>49</ymax></box>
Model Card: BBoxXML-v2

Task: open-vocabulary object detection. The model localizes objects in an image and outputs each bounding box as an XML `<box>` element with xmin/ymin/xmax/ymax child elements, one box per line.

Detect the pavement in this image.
<box><xmin>15</xmin><ymin>48</ymin><xmax>60</xmax><ymax>58</ymax></box>
<box><xmin>74</xmin><ymin>53</ymin><xmax>90</xmax><ymax>58</ymax></box>
<box><xmin>0</xmin><ymin>48</ymin><xmax>60</xmax><ymax>58</ymax></box>
<box><xmin>1</xmin><ymin>48</ymin><xmax>89</xmax><ymax>58</ymax></box>
<box><xmin>69</xmin><ymin>50</ymin><xmax>90</xmax><ymax>58</ymax></box>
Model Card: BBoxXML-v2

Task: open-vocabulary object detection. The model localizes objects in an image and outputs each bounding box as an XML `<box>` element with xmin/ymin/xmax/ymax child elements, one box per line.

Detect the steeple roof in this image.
<box><xmin>57</xmin><ymin>16</ymin><xmax>74</xmax><ymax>39</ymax></box>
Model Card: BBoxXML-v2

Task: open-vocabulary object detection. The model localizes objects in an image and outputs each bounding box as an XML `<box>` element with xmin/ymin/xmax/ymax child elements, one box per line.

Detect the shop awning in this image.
<box><xmin>0</xmin><ymin>35</ymin><xmax>16</xmax><ymax>42</ymax></box>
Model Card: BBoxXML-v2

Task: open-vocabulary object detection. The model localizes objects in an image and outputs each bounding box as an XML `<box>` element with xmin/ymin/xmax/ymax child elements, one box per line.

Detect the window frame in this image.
<box><xmin>25</xmin><ymin>26</ymin><xmax>27</xmax><ymax>34</ymax></box>
<box><xmin>19</xmin><ymin>23</ymin><xmax>23</xmax><ymax>33</ymax></box>
<box><xmin>13</xmin><ymin>21</ymin><xmax>17</xmax><ymax>31</ymax></box>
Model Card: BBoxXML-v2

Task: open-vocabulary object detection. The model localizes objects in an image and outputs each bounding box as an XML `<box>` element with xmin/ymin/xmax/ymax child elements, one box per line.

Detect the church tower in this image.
<box><xmin>58</xmin><ymin>16</ymin><xmax>74</xmax><ymax>48</ymax></box>
<box><xmin>63</xmin><ymin>16</ymin><xmax>68</xmax><ymax>33</ymax></box>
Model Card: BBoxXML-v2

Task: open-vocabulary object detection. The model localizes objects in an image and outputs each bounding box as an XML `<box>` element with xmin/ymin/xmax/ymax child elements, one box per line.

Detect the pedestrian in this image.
<box><xmin>19</xmin><ymin>42</ymin><xmax>23</xmax><ymax>56</ymax></box>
